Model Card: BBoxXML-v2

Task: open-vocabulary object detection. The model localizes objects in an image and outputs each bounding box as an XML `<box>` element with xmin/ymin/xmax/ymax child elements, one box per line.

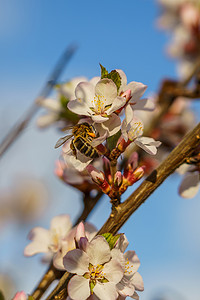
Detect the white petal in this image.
<box><xmin>133</xmin><ymin>98</ymin><xmax>155</xmax><ymax>111</ymax></box>
<box><xmin>86</xmin><ymin>236</ymin><xmax>111</xmax><ymax>265</ymax></box>
<box><xmin>95</xmin><ymin>79</ymin><xmax>118</xmax><ymax>105</ymax></box>
<box><xmin>124</xmin><ymin>251</ymin><xmax>140</xmax><ymax>274</ymax></box>
<box><xmin>24</xmin><ymin>227</ymin><xmax>50</xmax><ymax>256</ymax></box>
<box><xmin>68</xmin><ymin>275</ymin><xmax>90</xmax><ymax>300</ymax></box>
<box><xmin>50</xmin><ymin>215</ymin><xmax>72</xmax><ymax>237</ymax></box>
<box><xmin>128</xmin><ymin>118</ymin><xmax>144</xmax><ymax>141</ymax></box>
<box><xmin>117</xmin><ymin>276</ymin><xmax>135</xmax><ymax>297</ymax></box>
<box><xmin>125</xmin><ymin>104</ymin><xmax>134</xmax><ymax>125</ymax></box>
<box><xmin>114</xmin><ymin>234</ymin><xmax>129</xmax><ymax>253</ymax></box>
<box><xmin>135</xmin><ymin>137</ymin><xmax>161</xmax><ymax>155</ymax></box>
<box><xmin>121</xmin><ymin>120</ymin><xmax>129</xmax><ymax>142</ymax></box>
<box><xmin>89</xmin><ymin>76</ymin><xmax>101</xmax><ymax>86</ymax></box>
<box><xmin>60</xmin><ymin>76</ymin><xmax>88</xmax><ymax>100</ymax></box>
<box><xmin>68</xmin><ymin>152</ymin><xmax>93</xmax><ymax>172</ymax></box>
<box><xmin>37</xmin><ymin>113</ymin><xmax>58</xmax><ymax>128</ymax></box>
<box><xmin>90</xmin><ymin>133</ymin><xmax>107</xmax><ymax>147</ymax></box>
<box><xmin>106</xmin><ymin>96</ymin><xmax>126</xmax><ymax>115</ymax></box>
<box><xmin>103</xmin><ymin>259</ymin><xmax>124</xmax><ymax>283</ymax></box>
<box><xmin>101</xmin><ymin>114</ymin><xmax>121</xmax><ymax>137</ymax></box>
<box><xmin>67</xmin><ymin>99</ymin><xmax>91</xmax><ymax>116</ymax></box>
<box><xmin>63</xmin><ymin>249</ymin><xmax>89</xmax><ymax>275</ymax></box>
<box><xmin>179</xmin><ymin>172</ymin><xmax>200</xmax><ymax>198</ymax></box>
<box><xmin>91</xmin><ymin>114</ymin><xmax>109</xmax><ymax>123</ymax></box>
<box><xmin>93</xmin><ymin>282</ymin><xmax>118</xmax><ymax>300</ymax></box>
<box><xmin>75</xmin><ymin>82</ymin><xmax>95</xmax><ymax>106</ymax></box>
<box><xmin>131</xmin><ymin>291</ymin><xmax>139</xmax><ymax>300</ymax></box>
<box><xmin>131</xmin><ymin>272</ymin><xmax>144</xmax><ymax>291</ymax></box>
<box><xmin>127</xmin><ymin>81</ymin><xmax>147</xmax><ymax>100</ymax></box>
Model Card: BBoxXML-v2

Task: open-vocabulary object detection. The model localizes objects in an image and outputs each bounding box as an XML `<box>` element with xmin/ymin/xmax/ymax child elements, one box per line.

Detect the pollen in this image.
<box><xmin>93</xmin><ymin>95</ymin><xmax>106</xmax><ymax>114</ymax></box>
<box><xmin>124</xmin><ymin>258</ymin><xmax>133</xmax><ymax>275</ymax></box>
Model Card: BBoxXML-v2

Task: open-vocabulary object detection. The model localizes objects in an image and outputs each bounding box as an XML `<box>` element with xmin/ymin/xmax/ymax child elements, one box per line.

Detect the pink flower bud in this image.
<box><xmin>12</xmin><ymin>291</ymin><xmax>27</xmax><ymax>300</ymax></box>
<box><xmin>87</xmin><ymin>165</ymin><xmax>104</xmax><ymax>184</ymax></box>
<box><xmin>127</xmin><ymin>152</ymin><xmax>138</xmax><ymax>170</ymax></box>
<box><xmin>128</xmin><ymin>166</ymin><xmax>145</xmax><ymax>185</ymax></box>
<box><xmin>114</xmin><ymin>171</ymin><xmax>123</xmax><ymax>187</ymax></box>
<box><xmin>121</xmin><ymin>89</ymin><xmax>132</xmax><ymax>101</ymax></box>
<box><xmin>75</xmin><ymin>222</ymin><xmax>86</xmax><ymax>243</ymax></box>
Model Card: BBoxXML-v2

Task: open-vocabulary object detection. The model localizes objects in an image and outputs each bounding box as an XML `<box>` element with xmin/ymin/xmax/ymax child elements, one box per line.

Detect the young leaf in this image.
<box><xmin>107</xmin><ymin>130</ymin><xmax>121</xmax><ymax>151</ymax></box>
<box><xmin>102</xmin><ymin>233</ymin><xmax>121</xmax><ymax>250</ymax></box>
<box><xmin>107</xmin><ymin>70</ymin><xmax>121</xmax><ymax>93</ymax></box>
<box><xmin>100</xmin><ymin>64</ymin><xmax>108</xmax><ymax>78</ymax></box>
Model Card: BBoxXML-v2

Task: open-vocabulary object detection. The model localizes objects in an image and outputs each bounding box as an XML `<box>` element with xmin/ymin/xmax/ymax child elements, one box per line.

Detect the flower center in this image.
<box><xmin>124</xmin><ymin>257</ymin><xmax>134</xmax><ymax>276</ymax></box>
<box><xmin>49</xmin><ymin>229</ymin><xmax>62</xmax><ymax>252</ymax></box>
<box><xmin>93</xmin><ymin>95</ymin><xmax>106</xmax><ymax>114</ymax></box>
<box><xmin>128</xmin><ymin>121</ymin><xmax>143</xmax><ymax>141</ymax></box>
<box><xmin>88</xmin><ymin>263</ymin><xmax>105</xmax><ymax>281</ymax></box>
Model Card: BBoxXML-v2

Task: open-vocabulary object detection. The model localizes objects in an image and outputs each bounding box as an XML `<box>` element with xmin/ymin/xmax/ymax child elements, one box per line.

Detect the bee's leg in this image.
<box><xmin>70</xmin><ymin>140</ymin><xmax>77</xmax><ymax>159</ymax></box>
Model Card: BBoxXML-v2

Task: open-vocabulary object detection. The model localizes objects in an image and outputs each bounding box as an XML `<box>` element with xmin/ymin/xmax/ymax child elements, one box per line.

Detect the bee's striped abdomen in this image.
<box><xmin>74</xmin><ymin>137</ymin><xmax>99</xmax><ymax>158</ymax></box>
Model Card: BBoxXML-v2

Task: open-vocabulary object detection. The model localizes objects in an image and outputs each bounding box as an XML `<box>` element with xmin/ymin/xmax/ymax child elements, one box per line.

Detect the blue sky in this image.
<box><xmin>0</xmin><ymin>0</ymin><xmax>200</xmax><ymax>299</ymax></box>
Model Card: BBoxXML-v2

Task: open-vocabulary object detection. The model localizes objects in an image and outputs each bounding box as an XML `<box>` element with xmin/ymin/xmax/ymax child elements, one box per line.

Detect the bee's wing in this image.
<box><xmin>61</xmin><ymin>125</ymin><xmax>74</xmax><ymax>132</ymax></box>
<box><xmin>54</xmin><ymin>135</ymin><xmax>73</xmax><ymax>148</ymax></box>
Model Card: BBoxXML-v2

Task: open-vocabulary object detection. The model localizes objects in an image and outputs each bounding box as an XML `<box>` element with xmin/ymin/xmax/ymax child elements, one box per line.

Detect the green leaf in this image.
<box><xmin>100</xmin><ymin>64</ymin><xmax>108</xmax><ymax>78</ymax></box>
<box><xmin>90</xmin><ymin>280</ymin><xmax>96</xmax><ymax>293</ymax></box>
<box><xmin>102</xmin><ymin>233</ymin><xmax>121</xmax><ymax>250</ymax></box>
<box><xmin>0</xmin><ymin>291</ymin><xmax>5</xmax><ymax>300</ymax></box>
<box><xmin>107</xmin><ymin>130</ymin><xmax>121</xmax><ymax>151</ymax></box>
<box><xmin>107</xmin><ymin>70</ymin><xmax>121</xmax><ymax>93</ymax></box>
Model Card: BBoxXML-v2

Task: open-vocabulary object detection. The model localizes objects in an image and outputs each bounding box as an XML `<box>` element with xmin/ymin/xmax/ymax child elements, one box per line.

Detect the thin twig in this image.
<box><xmin>0</xmin><ymin>44</ymin><xmax>77</xmax><ymax>159</ymax></box>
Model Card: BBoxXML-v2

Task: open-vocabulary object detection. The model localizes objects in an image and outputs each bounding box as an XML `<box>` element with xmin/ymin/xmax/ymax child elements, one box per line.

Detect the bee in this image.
<box><xmin>55</xmin><ymin>122</ymin><xmax>99</xmax><ymax>159</ymax></box>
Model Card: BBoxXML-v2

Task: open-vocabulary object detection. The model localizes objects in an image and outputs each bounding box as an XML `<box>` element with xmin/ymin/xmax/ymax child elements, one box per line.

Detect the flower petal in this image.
<box><xmin>103</xmin><ymin>258</ymin><xmax>124</xmax><ymax>283</ymax></box>
<box><xmin>50</xmin><ymin>215</ymin><xmax>72</xmax><ymax>237</ymax></box>
<box><xmin>179</xmin><ymin>171</ymin><xmax>200</xmax><ymax>198</ymax></box>
<box><xmin>63</xmin><ymin>249</ymin><xmax>89</xmax><ymax>275</ymax></box>
<box><xmin>95</xmin><ymin>79</ymin><xmax>118</xmax><ymax>105</ymax></box>
<box><xmin>114</xmin><ymin>234</ymin><xmax>129</xmax><ymax>253</ymax></box>
<box><xmin>116</xmin><ymin>69</ymin><xmax>127</xmax><ymax>92</ymax></box>
<box><xmin>93</xmin><ymin>282</ymin><xmax>118</xmax><ymax>300</ymax></box>
<box><xmin>131</xmin><ymin>272</ymin><xmax>144</xmax><ymax>291</ymax></box>
<box><xmin>106</xmin><ymin>96</ymin><xmax>126</xmax><ymax>115</ymax></box>
<box><xmin>24</xmin><ymin>227</ymin><xmax>50</xmax><ymax>256</ymax></box>
<box><xmin>135</xmin><ymin>137</ymin><xmax>161</xmax><ymax>155</ymax></box>
<box><xmin>132</xmin><ymin>98</ymin><xmax>155</xmax><ymax>111</ymax></box>
<box><xmin>39</xmin><ymin>98</ymin><xmax>61</xmax><ymax>111</ymax></box>
<box><xmin>68</xmin><ymin>275</ymin><xmax>90</xmax><ymax>300</ymax></box>
<box><xmin>127</xmin><ymin>82</ymin><xmax>147</xmax><ymax>100</ymax></box>
<box><xmin>86</xmin><ymin>236</ymin><xmax>111</xmax><ymax>265</ymax></box>
<box><xmin>37</xmin><ymin>113</ymin><xmax>58</xmax><ymax>128</ymax></box>
<box><xmin>124</xmin><ymin>251</ymin><xmax>140</xmax><ymax>275</ymax></box>
<box><xmin>100</xmin><ymin>114</ymin><xmax>121</xmax><ymax>137</ymax></box>
<box><xmin>125</xmin><ymin>104</ymin><xmax>134</xmax><ymax>125</ymax></box>
<box><xmin>67</xmin><ymin>99</ymin><xmax>91</xmax><ymax>116</ymax></box>
<box><xmin>91</xmin><ymin>114</ymin><xmax>109</xmax><ymax>123</ymax></box>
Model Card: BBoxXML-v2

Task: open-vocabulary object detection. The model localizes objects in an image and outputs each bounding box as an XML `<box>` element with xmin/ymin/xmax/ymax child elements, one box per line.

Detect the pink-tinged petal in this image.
<box><xmin>68</xmin><ymin>275</ymin><xmax>90</xmax><ymax>300</ymax></box>
<box><xmin>125</xmin><ymin>104</ymin><xmax>134</xmax><ymax>125</ymax></box>
<box><xmin>131</xmin><ymin>272</ymin><xmax>144</xmax><ymax>291</ymax></box>
<box><xmin>76</xmin><ymin>222</ymin><xmax>86</xmax><ymax>242</ymax></box>
<box><xmin>60</xmin><ymin>76</ymin><xmax>88</xmax><ymax>100</ymax></box>
<box><xmin>84</xmin><ymin>222</ymin><xmax>97</xmax><ymax>236</ymax></box>
<box><xmin>79</xmin><ymin>237</ymin><xmax>89</xmax><ymax>252</ymax></box>
<box><xmin>62</xmin><ymin>140</ymin><xmax>72</xmax><ymax>154</ymax></box>
<box><xmin>131</xmin><ymin>291</ymin><xmax>139</xmax><ymax>300</ymax></box>
<box><xmin>67</xmin><ymin>99</ymin><xmax>92</xmax><ymax>116</ymax></box>
<box><xmin>114</xmin><ymin>234</ymin><xmax>129</xmax><ymax>253</ymax></box>
<box><xmin>101</xmin><ymin>114</ymin><xmax>121</xmax><ymax>137</ymax></box>
<box><xmin>53</xmin><ymin>249</ymin><xmax>66</xmax><ymax>270</ymax></box>
<box><xmin>103</xmin><ymin>258</ymin><xmax>124</xmax><ymax>283</ymax></box>
<box><xmin>116</xmin><ymin>69</ymin><xmax>127</xmax><ymax>92</ymax></box>
<box><xmin>93</xmin><ymin>282</ymin><xmax>118</xmax><ymax>300</ymax></box>
<box><xmin>91</xmin><ymin>114</ymin><xmax>109</xmax><ymax>123</ymax></box>
<box><xmin>24</xmin><ymin>227</ymin><xmax>50</xmax><ymax>256</ymax></box>
<box><xmin>95</xmin><ymin>79</ymin><xmax>118</xmax><ymax>104</ymax></box>
<box><xmin>117</xmin><ymin>277</ymin><xmax>135</xmax><ymax>297</ymax></box>
<box><xmin>37</xmin><ymin>113</ymin><xmax>58</xmax><ymax>128</ymax></box>
<box><xmin>86</xmin><ymin>236</ymin><xmax>111</xmax><ymax>265</ymax></box>
<box><xmin>63</xmin><ymin>249</ymin><xmax>89</xmax><ymax>275</ymax></box>
<box><xmin>179</xmin><ymin>171</ymin><xmax>200</xmax><ymax>198</ymax></box>
<box><xmin>133</xmin><ymin>98</ymin><xmax>155</xmax><ymax>111</ymax></box>
<box><xmin>124</xmin><ymin>251</ymin><xmax>140</xmax><ymax>275</ymax></box>
<box><xmin>12</xmin><ymin>291</ymin><xmax>27</xmax><ymax>300</ymax></box>
<box><xmin>106</xmin><ymin>96</ymin><xmax>126</xmax><ymax>115</ymax></box>
<box><xmin>135</xmin><ymin>137</ymin><xmax>161</xmax><ymax>155</ymax></box>
<box><xmin>121</xmin><ymin>120</ymin><xmax>129</xmax><ymax>142</ymax></box>
<box><xmin>111</xmin><ymin>249</ymin><xmax>125</xmax><ymax>269</ymax></box>
<box><xmin>127</xmin><ymin>82</ymin><xmax>147</xmax><ymax>100</ymax></box>
<box><xmin>50</xmin><ymin>215</ymin><xmax>72</xmax><ymax>237</ymax></box>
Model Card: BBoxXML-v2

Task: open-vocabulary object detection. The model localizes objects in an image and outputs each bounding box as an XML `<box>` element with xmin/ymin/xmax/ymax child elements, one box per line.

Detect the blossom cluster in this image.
<box><xmin>24</xmin><ymin>217</ymin><xmax>143</xmax><ymax>300</ymax></box>
<box><xmin>158</xmin><ymin>0</ymin><xmax>200</xmax><ymax>77</ymax></box>
<box><xmin>46</xmin><ymin>65</ymin><xmax>161</xmax><ymax>200</ymax></box>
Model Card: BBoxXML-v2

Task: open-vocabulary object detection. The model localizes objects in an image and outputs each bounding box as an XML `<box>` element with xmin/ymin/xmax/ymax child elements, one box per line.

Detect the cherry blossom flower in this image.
<box><xmin>24</xmin><ymin>214</ymin><xmax>96</xmax><ymax>270</ymax></box>
<box><xmin>114</xmin><ymin>234</ymin><xmax>144</xmax><ymax>300</ymax></box>
<box><xmin>122</xmin><ymin>117</ymin><xmax>161</xmax><ymax>155</ymax></box>
<box><xmin>63</xmin><ymin>235</ymin><xmax>124</xmax><ymax>300</ymax></box>
<box><xmin>67</xmin><ymin>78</ymin><xmax>125</xmax><ymax>136</ymax></box>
